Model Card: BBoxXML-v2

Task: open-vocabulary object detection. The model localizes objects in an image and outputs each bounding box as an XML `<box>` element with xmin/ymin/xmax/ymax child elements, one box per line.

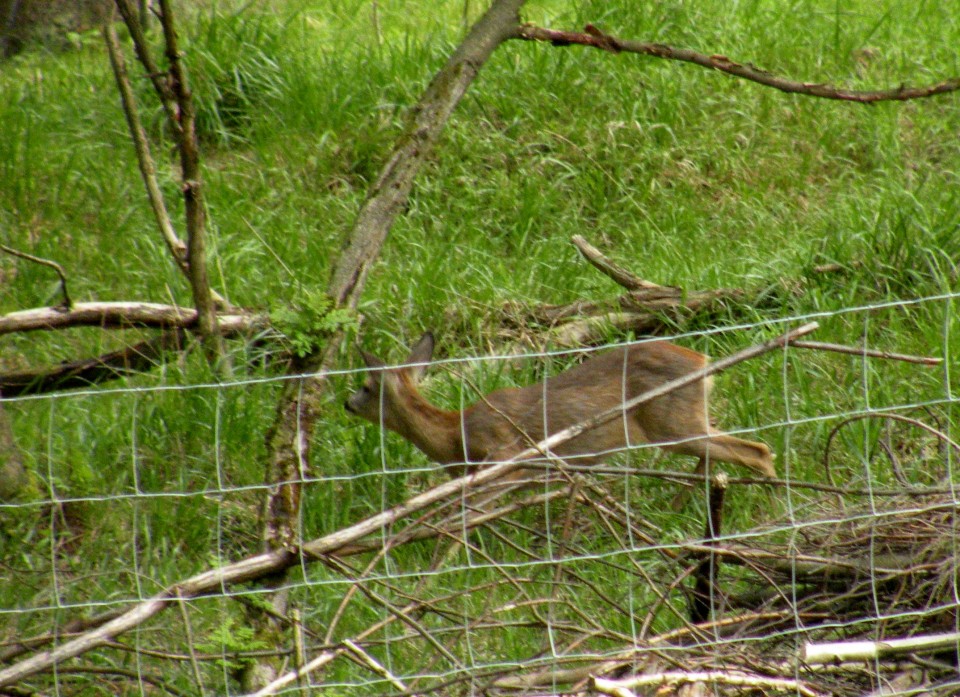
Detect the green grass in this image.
<box><xmin>1</xmin><ymin>0</ymin><xmax>959</xmax><ymax>693</ymax></box>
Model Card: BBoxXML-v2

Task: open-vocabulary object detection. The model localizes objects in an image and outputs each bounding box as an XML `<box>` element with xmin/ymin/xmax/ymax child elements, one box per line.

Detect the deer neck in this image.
<box><xmin>390</xmin><ymin>390</ymin><xmax>465</xmax><ymax>464</ymax></box>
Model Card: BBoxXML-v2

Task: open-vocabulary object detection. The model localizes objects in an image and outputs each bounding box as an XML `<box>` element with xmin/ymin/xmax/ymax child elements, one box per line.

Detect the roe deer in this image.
<box><xmin>345</xmin><ymin>333</ymin><xmax>775</xmax><ymax>482</ymax></box>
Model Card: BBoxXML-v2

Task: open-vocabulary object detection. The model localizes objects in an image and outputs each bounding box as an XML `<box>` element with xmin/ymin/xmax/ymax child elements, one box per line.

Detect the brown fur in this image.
<box><xmin>345</xmin><ymin>333</ymin><xmax>775</xmax><ymax>478</ymax></box>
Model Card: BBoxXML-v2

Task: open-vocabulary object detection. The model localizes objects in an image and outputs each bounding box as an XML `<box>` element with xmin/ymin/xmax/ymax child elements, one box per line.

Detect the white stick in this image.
<box><xmin>804</xmin><ymin>631</ymin><xmax>960</xmax><ymax>664</ymax></box>
<box><xmin>592</xmin><ymin>670</ymin><xmax>825</xmax><ymax>697</ymax></box>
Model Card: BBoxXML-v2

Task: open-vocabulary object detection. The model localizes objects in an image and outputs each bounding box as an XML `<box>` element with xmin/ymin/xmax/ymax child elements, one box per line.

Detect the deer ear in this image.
<box><xmin>359</xmin><ymin>349</ymin><xmax>385</xmax><ymax>370</ymax></box>
<box><xmin>404</xmin><ymin>332</ymin><xmax>435</xmax><ymax>382</ymax></box>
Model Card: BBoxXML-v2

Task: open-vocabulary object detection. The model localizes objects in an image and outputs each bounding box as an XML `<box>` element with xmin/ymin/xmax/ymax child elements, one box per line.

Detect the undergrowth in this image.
<box><xmin>1</xmin><ymin>1</ymin><xmax>958</xmax><ymax>694</ymax></box>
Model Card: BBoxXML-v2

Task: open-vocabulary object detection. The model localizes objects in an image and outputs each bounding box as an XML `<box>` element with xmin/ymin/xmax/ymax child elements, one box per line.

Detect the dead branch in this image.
<box><xmin>517</xmin><ymin>24</ymin><xmax>960</xmax><ymax>104</ymax></box>
<box><xmin>103</xmin><ymin>22</ymin><xmax>190</xmax><ymax>279</ymax></box>
<box><xmin>112</xmin><ymin>0</ymin><xmax>181</xmax><ymax>132</ymax></box>
<box><xmin>326</xmin><ymin>2</ymin><xmax>525</xmax><ymax>310</ymax></box>
<box><xmin>0</xmin><ymin>244</ymin><xmax>71</xmax><ymax>309</ymax></box>
<box><xmin>591</xmin><ymin>670</ymin><xmax>826</xmax><ymax>697</ymax></box>
<box><xmin>788</xmin><ymin>340</ymin><xmax>942</xmax><ymax>365</ymax></box>
<box><xmin>155</xmin><ymin>0</ymin><xmax>222</xmax><ymax>360</ymax></box>
<box><xmin>0</xmin><ymin>301</ymin><xmax>262</xmax><ymax>336</ymax></box>
<box><xmin>504</xmin><ymin>294</ymin><xmax>747</xmax><ymax>347</ymax></box>
<box><xmin>690</xmin><ymin>472</ymin><xmax>727</xmax><ymax>623</ymax></box>
<box><xmin>493</xmin><ymin>235</ymin><xmax>753</xmax><ymax>346</ymax></box>
<box><xmin>0</xmin><ymin>329</ymin><xmax>187</xmax><ymax>397</ymax></box>
<box><xmin>805</xmin><ymin>632</ymin><xmax>960</xmax><ymax>664</ymax></box>
<box><xmin>342</xmin><ymin>639</ymin><xmax>413</xmax><ymax>694</ymax></box>
<box><xmin>0</xmin><ymin>323</ymin><xmax>808</xmax><ymax>686</ymax></box>
<box><xmin>571</xmin><ymin>234</ymin><xmax>663</xmax><ymax>292</ymax></box>
<box><xmin>255</xmin><ymin>6</ymin><xmax>530</xmax><ymax>684</ymax></box>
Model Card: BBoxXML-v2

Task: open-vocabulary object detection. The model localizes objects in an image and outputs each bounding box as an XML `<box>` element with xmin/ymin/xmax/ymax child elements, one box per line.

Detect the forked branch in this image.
<box><xmin>518</xmin><ymin>24</ymin><xmax>960</xmax><ymax>103</ymax></box>
<box><xmin>103</xmin><ymin>21</ymin><xmax>189</xmax><ymax>278</ymax></box>
<box><xmin>0</xmin><ymin>244</ymin><xmax>71</xmax><ymax>309</ymax></box>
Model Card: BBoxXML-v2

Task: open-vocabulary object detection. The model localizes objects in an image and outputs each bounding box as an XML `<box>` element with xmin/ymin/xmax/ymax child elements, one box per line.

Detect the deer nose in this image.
<box><xmin>344</xmin><ymin>400</ymin><xmax>354</xmax><ymax>414</ymax></box>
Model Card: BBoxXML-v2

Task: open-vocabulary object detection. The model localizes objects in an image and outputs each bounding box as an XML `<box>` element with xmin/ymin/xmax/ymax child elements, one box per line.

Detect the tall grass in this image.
<box><xmin>1</xmin><ymin>1</ymin><xmax>958</xmax><ymax>693</ymax></box>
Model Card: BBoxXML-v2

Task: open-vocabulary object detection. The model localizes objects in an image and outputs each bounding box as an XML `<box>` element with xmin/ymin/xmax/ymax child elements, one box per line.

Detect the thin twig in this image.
<box><xmin>788</xmin><ymin>339</ymin><xmax>942</xmax><ymax>365</ymax></box>
<box><xmin>518</xmin><ymin>24</ymin><xmax>960</xmax><ymax>104</ymax></box>
<box><xmin>343</xmin><ymin>640</ymin><xmax>412</xmax><ymax>694</ymax></box>
<box><xmin>175</xmin><ymin>591</ymin><xmax>207</xmax><ymax>697</ymax></box>
<box><xmin>0</xmin><ymin>244</ymin><xmax>71</xmax><ymax>309</ymax></box>
<box><xmin>821</xmin><ymin>413</ymin><xmax>960</xmax><ymax>488</ymax></box>
<box><xmin>249</xmin><ymin>604</ymin><xmax>413</xmax><ymax>697</ymax></box>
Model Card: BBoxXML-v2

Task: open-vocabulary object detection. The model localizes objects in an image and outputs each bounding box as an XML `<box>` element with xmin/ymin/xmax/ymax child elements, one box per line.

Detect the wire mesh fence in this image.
<box><xmin>1</xmin><ymin>293</ymin><xmax>958</xmax><ymax>696</ymax></box>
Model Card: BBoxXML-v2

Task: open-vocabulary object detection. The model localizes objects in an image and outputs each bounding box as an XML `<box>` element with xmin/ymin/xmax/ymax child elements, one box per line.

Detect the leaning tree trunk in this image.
<box><xmin>246</xmin><ymin>0</ymin><xmax>528</xmax><ymax>689</ymax></box>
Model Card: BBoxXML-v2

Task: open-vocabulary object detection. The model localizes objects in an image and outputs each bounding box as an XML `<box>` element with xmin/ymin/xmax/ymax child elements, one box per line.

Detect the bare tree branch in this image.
<box><xmin>0</xmin><ymin>244</ymin><xmax>71</xmax><ymax>309</ymax></box>
<box><xmin>517</xmin><ymin>24</ymin><xmax>960</xmax><ymax>103</ymax></box>
<box><xmin>592</xmin><ymin>670</ymin><xmax>825</xmax><ymax>697</ymax></box>
<box><xmin>787</xmin><ymin>340</ymin><xmax>942</xmax><ymax>365</ymax></box>
<box><xmin>571</xmin><ymin>235</ymin><xmax>662</xmax><ymax>292</ymax></box>
<box><xmin>0</xmin><ymin>302</ymin><xmax>262</xmax><ymax>336</ymax></box>
<box><xmin>327</xmin><ymin>2</ymin><xmax>525</xmax><ymax>310</ymax></box>
<box><xmin>112</xmin><ymin>0</ymin><xmax>181</xmax><ymax>133</ymax></box>
<box><xmin>103</xmin><ymin>22</ymin><xmax>189</xmax><ymax>278</ymax></box>
<box><xmin>155</xmin><ymin>0</ymin><xmax>223</xmax><ymax>360</ymax></box>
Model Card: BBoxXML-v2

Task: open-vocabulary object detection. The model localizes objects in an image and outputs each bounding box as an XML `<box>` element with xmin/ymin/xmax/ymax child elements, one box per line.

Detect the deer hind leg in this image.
<box><xmin>667</xmin><ymin>431</ymin><xmax>775</xmax><ymax>510</ymax></box>
<box><xmin>700</xmin><ymin>431</ymin><xmax>776</xmax><ymax>478</ymax></box>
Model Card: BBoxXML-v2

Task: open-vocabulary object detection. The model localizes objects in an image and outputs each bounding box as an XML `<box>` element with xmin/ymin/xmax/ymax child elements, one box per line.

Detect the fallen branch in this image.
<box><xmin>0</xmin><ymin>329</ymin><xmax>187</xmax><ymax>397</ymax></box>
<box><xmin>591</xmin><ymin>670</ymin><xmax>826</xmax><ymax>697</ymax></box>
<box><xmin>0</xmin><ymin>302</ymin><xmax>262</xmax><ymax>335</ymax></box>
<box><xmin>494</xmin><ymin>235</ymin><xmax>756</xmax><ymax>346</ymax></box>
<box><xmin>517</xmin><ymin>24</ymin><xmax>960</xmax><ymax>104</ymax></box>
<box><xmin>570</xmin><ymin>234</ymin><xmax>662</xmax><ymax>292</ymax></box>
<box><xmin>804</xmin><ymin>632</ymin><xmax>960</xmax><ymax>665</ymax></box>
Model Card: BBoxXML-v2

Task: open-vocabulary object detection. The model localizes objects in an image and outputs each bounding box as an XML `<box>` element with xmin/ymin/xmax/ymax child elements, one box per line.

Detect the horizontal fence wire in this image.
<box><xmin>1</xmin><ymin>292</ymin><xmax>958</xmax><ymax>696</ymax></box>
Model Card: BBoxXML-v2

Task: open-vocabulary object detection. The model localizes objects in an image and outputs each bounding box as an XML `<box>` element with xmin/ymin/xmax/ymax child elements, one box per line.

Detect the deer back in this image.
<box><xmin>461</xmin><ymin>341</ymin><xmax>712</xmax><ymax>463</ymax></box>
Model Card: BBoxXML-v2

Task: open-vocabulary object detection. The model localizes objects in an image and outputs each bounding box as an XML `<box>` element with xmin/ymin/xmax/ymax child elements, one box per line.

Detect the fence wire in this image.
<box><xmin>1</xmin><ymin>293</ymin><xmax>958</xmax><ymax>696</ymax></box>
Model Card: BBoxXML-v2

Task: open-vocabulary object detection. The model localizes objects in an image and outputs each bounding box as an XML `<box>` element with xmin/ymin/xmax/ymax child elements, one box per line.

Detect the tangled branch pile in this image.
<box><xmin>307</xmin><ymin>478</ymin><xmax>960</xmax><ymax>697</ymax></box>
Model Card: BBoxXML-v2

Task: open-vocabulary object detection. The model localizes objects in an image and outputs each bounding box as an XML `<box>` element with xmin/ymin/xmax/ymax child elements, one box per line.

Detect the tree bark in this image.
<box><xmin>251</xmin><ymin>0</ymin><xmax>529</xmax><ymax>688</ymax></box>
